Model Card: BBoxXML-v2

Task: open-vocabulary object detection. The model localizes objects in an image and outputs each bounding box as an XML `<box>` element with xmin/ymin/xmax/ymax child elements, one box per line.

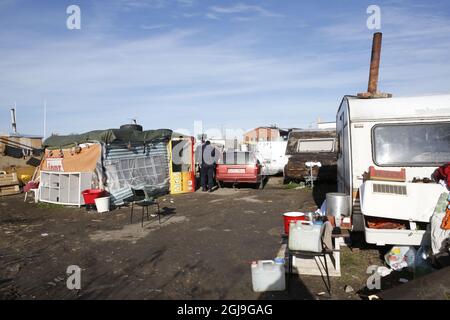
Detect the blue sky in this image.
<box><xmin>1</xmin><ymin>0</ymin><xmax>450</xmax><ymax>138</ymax></box>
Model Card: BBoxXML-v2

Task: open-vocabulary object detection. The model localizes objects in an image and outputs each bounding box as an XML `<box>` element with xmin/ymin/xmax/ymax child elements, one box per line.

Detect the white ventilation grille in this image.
<box><xmin>372</xmin><ymin>183</ymin><xmax>407</xmax><ymax>195</ymax></box>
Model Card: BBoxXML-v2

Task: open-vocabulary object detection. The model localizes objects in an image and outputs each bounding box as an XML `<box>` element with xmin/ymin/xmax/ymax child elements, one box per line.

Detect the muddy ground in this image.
<box><xmin>0</xmin><ymin>177</ymin><xmax>412</xmax><ymax>300</ymax></box>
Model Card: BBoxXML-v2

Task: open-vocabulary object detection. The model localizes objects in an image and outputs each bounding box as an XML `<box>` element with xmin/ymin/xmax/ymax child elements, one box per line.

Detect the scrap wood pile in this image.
<box><xmin>0</xmin><ymin>171</ymin><xmax>20</xmax><ymax>196</ymax></box>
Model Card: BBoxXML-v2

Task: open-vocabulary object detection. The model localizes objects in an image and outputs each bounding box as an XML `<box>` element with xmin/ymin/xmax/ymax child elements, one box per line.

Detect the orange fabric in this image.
<box><xmin>442</xmin><ymin>209</ymin><xmax>450</xmax><ymax>230</ymax></box>
<box><xmin>41</xmin><ymin>144</ymin><xmax>101</xmax><ymax>173</ymax></box>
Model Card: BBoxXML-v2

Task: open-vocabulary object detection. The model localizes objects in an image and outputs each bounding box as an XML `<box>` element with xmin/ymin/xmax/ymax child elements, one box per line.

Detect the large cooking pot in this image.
<box><xmin>326</xmin><ymin>192</ymin><xmax>351</xmax><ymax>217</ymax></box>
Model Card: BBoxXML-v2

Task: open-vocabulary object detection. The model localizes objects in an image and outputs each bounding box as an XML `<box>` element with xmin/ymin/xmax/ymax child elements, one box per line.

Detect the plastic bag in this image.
<box><xmin>376</xmin><ymin>266</ymin><xmax>393</xmax><ymax>277</ymax></box>
<box><xmin>414</xmin><ymin>245</ymin><xmax>434</xmax><ymax>276</ymax></box>
<box><xmin>314</xmin><ymin>200</ymin><xmax>327</xmax><ymax>216</ymax></box>
<box><xmin>384</xmin><ymin>246</ymin><xmax>416</xmax><ymax>271</ymax></box>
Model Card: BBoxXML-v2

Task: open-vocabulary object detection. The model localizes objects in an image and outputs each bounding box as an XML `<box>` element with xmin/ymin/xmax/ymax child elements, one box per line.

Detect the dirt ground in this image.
<box><xmin>0</xmin><ymin>177</ymin><xmax>410</xmax><ymax>300</ymax></box>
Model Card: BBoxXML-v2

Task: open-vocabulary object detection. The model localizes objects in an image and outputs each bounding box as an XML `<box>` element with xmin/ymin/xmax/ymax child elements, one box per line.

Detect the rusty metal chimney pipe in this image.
<box><xmin>368</xmin><ymin>32</ymin><xmax>382</xmax><ymax>94</ymax></box>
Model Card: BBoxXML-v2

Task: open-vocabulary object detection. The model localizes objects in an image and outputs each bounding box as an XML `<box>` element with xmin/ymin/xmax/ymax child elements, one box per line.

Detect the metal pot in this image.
<box><xmin>326</xmin><ymin>193</ymin><xmax>351</xmax><ymax>217</ymax></box>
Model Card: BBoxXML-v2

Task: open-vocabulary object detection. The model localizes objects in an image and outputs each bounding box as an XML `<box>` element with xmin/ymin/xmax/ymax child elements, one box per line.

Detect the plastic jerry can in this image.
<box><xmin>251</xmin><ymin>258</ymin><xmax>286</xmax><ymax>292</ymax></box>
<box><xmin>288</xmin><ymin>220</ymin><xmax>324</xmax><ymax>252</ymax></box>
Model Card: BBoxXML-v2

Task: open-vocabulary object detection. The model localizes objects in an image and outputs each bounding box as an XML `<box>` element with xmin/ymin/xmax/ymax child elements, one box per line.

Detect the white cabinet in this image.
<box><xmin>39</xmin><ymin>171</ymin><xmax>92</xmax><ymax>207</ymax></box>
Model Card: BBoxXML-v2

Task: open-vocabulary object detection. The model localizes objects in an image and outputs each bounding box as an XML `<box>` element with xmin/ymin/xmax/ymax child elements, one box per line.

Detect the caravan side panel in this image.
<box><xmin>337</xmin><ymin>99</ymin><xmax>351</xmax><ymax>195</ymax></box>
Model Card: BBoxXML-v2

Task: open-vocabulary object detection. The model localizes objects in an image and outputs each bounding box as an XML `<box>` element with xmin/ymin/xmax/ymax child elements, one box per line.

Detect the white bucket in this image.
<box><xmin>94</xmin><ymin>196</ymin><xmax>110</xmax><ymax>213</ymax></box>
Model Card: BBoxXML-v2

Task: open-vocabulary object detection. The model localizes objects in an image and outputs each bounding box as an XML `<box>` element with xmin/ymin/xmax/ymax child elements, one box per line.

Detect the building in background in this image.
<box><xmin>244</xmin><ymin>126</ymin><xmax>291</xmax><ymax>144</ymax></box>
<box><xmin>317</xmin><ymin>121</ymin><xmax>336</xmax><ymax>130</ymax></box>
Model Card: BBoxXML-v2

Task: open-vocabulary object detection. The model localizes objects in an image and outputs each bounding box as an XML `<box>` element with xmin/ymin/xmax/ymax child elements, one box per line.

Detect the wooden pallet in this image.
<box><xmin>0</xmin><ymin>184</ymin><xmax>20</xmax><ymax>196</ymax></box>
<box><xmin>0</xmin><ymin>172</ymin><xmax>19</xmax><ymax>187</ymax></box>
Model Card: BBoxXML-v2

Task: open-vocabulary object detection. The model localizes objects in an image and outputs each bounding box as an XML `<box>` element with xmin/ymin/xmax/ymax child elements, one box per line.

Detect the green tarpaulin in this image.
<box><xmin>43</xmin><ymin>128</ymin><xmax>173</xmax><ymax>149</ymax></box>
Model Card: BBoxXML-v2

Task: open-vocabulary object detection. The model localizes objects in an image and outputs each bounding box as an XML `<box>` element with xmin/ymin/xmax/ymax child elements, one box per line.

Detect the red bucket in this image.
<box><xmin>283</xmin><ymin>212</ymin><xmax>306</xmax><ymax>234</ymax></box>
<box><xmin>82</xmin><ymin>189</ymin><xmax>105</xmax><ymax>205</ymax></box>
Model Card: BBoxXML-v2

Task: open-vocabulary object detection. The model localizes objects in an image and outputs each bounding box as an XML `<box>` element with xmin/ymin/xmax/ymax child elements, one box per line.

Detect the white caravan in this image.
<box><xmin>336</xmin><ymin>94</ymin><xmax>450</xmax><ymax>246</ymax></box>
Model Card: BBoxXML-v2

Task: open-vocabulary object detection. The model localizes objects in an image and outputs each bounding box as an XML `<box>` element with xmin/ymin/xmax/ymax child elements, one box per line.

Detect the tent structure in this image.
<box><xmin>40</xmin><ymin>128</ymin><xmax>173</xmax><ymax>206</ymax></box>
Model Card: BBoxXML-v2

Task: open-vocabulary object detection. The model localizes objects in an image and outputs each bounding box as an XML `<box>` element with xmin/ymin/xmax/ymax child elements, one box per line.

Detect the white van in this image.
<box><xmin>336</xmin><ymin>94</ymin><xmax>450</xmax><ymax>246</ymax></box>
<box><xmin>249</xmin><ymin>141</ymin><xmax>289</xmax><ymax>176</ymax></box>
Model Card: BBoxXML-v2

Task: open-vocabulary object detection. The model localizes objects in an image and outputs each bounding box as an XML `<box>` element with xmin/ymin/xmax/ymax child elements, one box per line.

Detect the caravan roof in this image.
<box><xmin>342</xmin><ymin>94</ymin><xmax>450</xmax><ymax>122</ymax></box>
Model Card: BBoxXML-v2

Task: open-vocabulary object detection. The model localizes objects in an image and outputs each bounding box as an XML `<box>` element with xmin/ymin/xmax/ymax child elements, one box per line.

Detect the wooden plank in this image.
<box><xmin>0</xmin><ymin>172</ymin><xmax>19</xmax><ymax>187</ymax></box>
<box><xmin>0</xmin><ymin>184</ymin><xmax>20</xmax><ymax>196</ymax></box>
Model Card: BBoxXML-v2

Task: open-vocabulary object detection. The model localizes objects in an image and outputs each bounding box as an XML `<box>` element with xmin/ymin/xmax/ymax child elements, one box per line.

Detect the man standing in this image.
<box><xmin>199</xmin><ymin>141</ymin><xmax>216</xmax><ymax>192</ymax></box>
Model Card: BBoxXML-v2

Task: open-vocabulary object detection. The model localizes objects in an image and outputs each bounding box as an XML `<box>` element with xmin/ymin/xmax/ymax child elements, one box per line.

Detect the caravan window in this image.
<box><xmin>373</xmin><ymin>122</ymin><xmax>450</xmax><ymax>166</ymax></box>
<box><xmin>296</xmin><ymin>138</ymin><xmax>335</xmax><ymax>153</ymax></box>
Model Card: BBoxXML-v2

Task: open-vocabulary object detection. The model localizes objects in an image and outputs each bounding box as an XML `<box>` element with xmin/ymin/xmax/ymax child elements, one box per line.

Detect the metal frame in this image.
<box><xmin>287</xmin><ymin>237</ymin><xmax>333</xmax><ymax>295</ymax></box>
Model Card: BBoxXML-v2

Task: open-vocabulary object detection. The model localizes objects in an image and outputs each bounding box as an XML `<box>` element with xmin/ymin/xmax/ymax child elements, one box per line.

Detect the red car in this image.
<box><xmin>215</xmin><ymin>151</ymin><xmax>265</xmax><ymax>189</ymax></box>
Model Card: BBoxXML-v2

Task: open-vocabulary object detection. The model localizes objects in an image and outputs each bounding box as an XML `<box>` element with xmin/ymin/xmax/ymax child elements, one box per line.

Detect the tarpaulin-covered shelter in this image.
<box><xmin>39</xmin><ymin>128</ymin><xmax>172</xmax><ymax>206</ymax></box>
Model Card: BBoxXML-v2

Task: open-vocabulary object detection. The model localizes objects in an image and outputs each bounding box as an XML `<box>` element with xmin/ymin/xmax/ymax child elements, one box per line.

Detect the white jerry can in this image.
<box><xmin>251</xmin><ymin>258</ymin><xmax>286</xmax><ymax>292</ymax></box>
<box><xmin>288</xmin><ymin>221</ymin><xmax>324</xmax><ymax>252</ymax></box>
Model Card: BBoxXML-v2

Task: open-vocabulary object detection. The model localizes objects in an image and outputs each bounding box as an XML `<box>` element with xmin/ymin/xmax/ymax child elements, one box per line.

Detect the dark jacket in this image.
<box><xmin>196</xmin><ymin>143</ymin><xmax>216</xmax><ymax>167</ymax></box>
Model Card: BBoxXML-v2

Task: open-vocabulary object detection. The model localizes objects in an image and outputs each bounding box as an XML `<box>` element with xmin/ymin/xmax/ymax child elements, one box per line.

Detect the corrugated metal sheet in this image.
<box><xmin>103</xmin><ymin>142</ymin><xmax>170</xmax><ymax>205</ymax></box>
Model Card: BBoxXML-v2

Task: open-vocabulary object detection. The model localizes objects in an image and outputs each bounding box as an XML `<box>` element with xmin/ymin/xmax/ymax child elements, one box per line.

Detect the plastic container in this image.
<box><xmin>251</xmin><ymin>259</ymin><xmax>286</xmax><ymax>292</ymax></box>
<box><xmin>94</xmin><ymin>196</ymin><xmax>110</xmax><ymax>213</ymax></box>
<box><xmin>362</xmin><ymin>215</ymin><xmax>429</xmax><ymax>246</ymax></box>
<box><xmin>283</xmin><ymin>212</ymin><xmax>306</xmax><ymax>234</ymax></box>
<box><xmin>82</xmin><ymin>189</ymin><xmax>105</xmax><ymax>205</ymax></box>
<box><xmin>288</xmin><ymin>221</ymin><xmax>324</xmax><ymax>252</ymax></box>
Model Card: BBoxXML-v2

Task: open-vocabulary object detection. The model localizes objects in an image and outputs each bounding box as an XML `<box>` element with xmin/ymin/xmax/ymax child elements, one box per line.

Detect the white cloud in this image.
<box><xmin>177</xmin><ymin>0</ymin><xmax>195</xmax><ymax>6</ymax></box>
<box><xmin>121</xmin><ymin>0</ymin><xmax>168</xmax><ymax>10</ymax></box>
<box><xmin>209</xmin><ymin>3</ymin><xmax>284</xmax><ymax>19</ymax></box>
<box><xmin>140</xmin><ymin>23</ymin><xmax>170</xmax><ymax>30</ymax></box>
<box><xmin>181</xmin><ymin>12</ymin><xmax>201</xmax><ymax>18</ymax></box>
<box><xmin>0</xmin><ymin>27</ymin><xmax>367</xmax><ymax>134</ymax></box>
<box><xmin>205</xmin><ymin>13</ymin><xmax>220</xmax><ymax>20</ymax></box>
<box><xmin>1</xmin><ymin>2</ymin><xmax>450</xmax><ymax>135</ymax></box>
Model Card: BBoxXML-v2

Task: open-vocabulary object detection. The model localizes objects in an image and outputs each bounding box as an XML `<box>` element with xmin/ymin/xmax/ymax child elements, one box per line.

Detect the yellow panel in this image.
<box><xmin>170</xmin><ymin>172</ymin><xmax>183</xmax><ymax>194</ymax></box>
